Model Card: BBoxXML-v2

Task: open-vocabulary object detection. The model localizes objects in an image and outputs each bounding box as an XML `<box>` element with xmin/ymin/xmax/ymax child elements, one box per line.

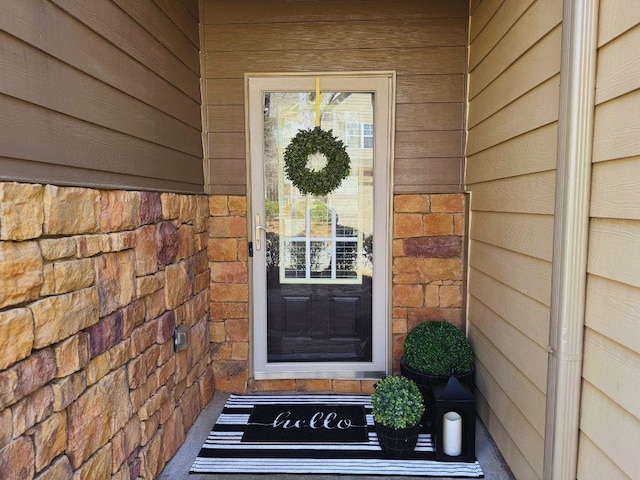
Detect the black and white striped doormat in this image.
<box><xmin>190</xmin><ymin>394</ymin><xmax>484</xmax><ymax>477</ymax></box>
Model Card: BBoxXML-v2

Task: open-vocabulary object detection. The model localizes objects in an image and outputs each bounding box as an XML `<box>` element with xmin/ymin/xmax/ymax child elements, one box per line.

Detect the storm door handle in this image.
<box><xmin>255</xmin><ymin>214</ymin><xmax>267</xmax><ymax>251</ymax></box>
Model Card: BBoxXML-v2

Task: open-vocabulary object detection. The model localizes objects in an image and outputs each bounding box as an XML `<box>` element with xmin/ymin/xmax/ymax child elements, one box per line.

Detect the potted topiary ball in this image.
<box><xmin>371</xmin><ymin>375</ymin><xmax>425</xmax><ymax>458</ymax></box>
<box><xmin>400</xmin><ymin>321</ymin><xmax>474</xmax><ymax>427</ymax></box>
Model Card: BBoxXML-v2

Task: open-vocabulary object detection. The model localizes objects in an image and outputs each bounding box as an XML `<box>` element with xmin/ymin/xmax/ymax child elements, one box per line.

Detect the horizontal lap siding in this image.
<box><xmin>202</xmin><ymin>0</ymin><xmax>468</xmax><ymax>195</ymax></box>
<box><xmin>0</xmin><ymin>0</ymin><xmax>203</xmax><ymax>193</ymax></box>
<box><xmin>465</xmin><ymin>0</ymin><xmax>562</xmax><ymax>478</ymax></box>
<box><xmin>579</xmin><ymin>5</ymin><xmax>640</xmax><ymax>478</ymax></box>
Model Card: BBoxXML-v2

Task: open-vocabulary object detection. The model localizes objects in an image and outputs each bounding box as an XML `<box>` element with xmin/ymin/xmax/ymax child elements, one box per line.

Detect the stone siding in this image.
<box><xmin>0</xmin><ymin>183</ymin><xmax>213</xmax><ymax>480</ymax></box>
<box><xmin>208</xmin><ymin>193</ymin><xmax>467</xmax><ymax>390</ymax></box>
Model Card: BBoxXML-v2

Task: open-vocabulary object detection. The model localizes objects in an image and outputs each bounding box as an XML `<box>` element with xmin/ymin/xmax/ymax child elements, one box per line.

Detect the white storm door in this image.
<box><xmin>247</xmin><ymin>73</ymin><xmax>394</xmax><ymax>379</ymax></box>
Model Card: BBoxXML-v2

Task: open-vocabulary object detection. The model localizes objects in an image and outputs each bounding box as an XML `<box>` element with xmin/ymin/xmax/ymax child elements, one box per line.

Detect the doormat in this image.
<box><xmin>243</xmin><ymin>403</ymin><xmax>368</xmax><ymax>443</ymax></box>
<box><xmin>190</xmin><ymin>394</ymin><xmax>484</xmax><ymax>477</ymax></box>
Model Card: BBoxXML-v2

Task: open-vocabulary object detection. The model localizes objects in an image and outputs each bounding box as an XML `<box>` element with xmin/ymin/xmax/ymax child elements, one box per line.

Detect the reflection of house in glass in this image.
<box><xmin>263</xmin><ymin>92</ymin><xmax>374</xmax><ymax>284</ymax></box>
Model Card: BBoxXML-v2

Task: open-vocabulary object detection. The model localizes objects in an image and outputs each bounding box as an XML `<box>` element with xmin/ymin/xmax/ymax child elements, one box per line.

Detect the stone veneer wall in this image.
<box><xmin>0</xmin><ymin>183</ymin><xmax>213</xmax><ymax>480</ymax></box>
<box><xmin>208</xmin><ymin>193</ymin><xmax>466</xmax><ymax>390</ymax></box>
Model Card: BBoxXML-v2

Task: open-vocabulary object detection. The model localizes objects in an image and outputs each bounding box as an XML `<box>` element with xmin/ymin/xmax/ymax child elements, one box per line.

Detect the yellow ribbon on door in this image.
<box><xmin>315</xmin><ymin>77</ymin><xmax>321</xmax><ymax>127</ymax></box>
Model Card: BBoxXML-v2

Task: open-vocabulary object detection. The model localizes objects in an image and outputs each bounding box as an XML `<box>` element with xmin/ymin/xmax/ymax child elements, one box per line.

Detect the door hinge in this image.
<box><xmin>248</xmin><ymin>241</ymin><xmax>254</xmax><ymax>257</ymax></box>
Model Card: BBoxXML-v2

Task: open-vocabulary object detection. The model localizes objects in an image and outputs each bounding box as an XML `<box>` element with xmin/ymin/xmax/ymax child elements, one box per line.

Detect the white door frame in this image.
<box><xmin>246</xmin><ymin>72</ymin><xmax>395</xmax><ymax>380</ymax></box>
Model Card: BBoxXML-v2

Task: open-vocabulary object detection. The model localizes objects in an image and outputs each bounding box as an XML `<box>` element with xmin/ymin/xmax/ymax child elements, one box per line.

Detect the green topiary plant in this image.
<box><xmin>403</xmin><ymin>321</ymin><xmax>474</xmax><ymax>377</ymax></box>
<box><xmin>371</xmin><ymin>376</ymin><xmax>424</xmax><ymax>429</ymax></box>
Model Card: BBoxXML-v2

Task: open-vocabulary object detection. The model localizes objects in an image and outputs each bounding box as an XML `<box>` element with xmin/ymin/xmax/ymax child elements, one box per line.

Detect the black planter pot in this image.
<box><xmin>374</xmin><ymin>421</ymin><xmax>421</xmax><ymax>459</ymax></box>
<box><xmin>400</xmin><ymin>358</ymin><xmax>474</xmax><ymax>427</ymax></box>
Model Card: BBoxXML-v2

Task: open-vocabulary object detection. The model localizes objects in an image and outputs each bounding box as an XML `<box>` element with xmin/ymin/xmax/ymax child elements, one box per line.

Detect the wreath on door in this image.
<box><xmin>283</xmin><ymin>126</ymin><xmax>351</xmax><ymax>196</ymax></box>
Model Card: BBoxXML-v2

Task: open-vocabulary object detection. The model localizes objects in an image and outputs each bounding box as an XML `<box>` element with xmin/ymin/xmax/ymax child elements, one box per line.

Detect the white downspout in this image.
<box><xmin>544</xmin><ymin>1</ymin><xmax>598</xmax><ymax>479</ymax></box>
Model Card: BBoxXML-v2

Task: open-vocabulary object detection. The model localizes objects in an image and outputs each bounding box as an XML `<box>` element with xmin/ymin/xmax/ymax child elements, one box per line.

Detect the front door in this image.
<box><xmin>247</xmin><ymin>73</ymin><xmax>394</xmax><ymax>379</ymax></box>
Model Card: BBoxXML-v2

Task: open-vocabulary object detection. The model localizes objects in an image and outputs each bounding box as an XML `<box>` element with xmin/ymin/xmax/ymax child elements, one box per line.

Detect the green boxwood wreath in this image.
<box><xmin>284</xmin><ymin>126</ymin><xmax>351</xmax><ymax>196</ymax></box>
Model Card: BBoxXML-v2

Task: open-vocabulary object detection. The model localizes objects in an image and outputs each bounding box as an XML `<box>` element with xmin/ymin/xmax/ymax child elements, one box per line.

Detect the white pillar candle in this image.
<box><xmin>443</xmin><ymin>411</ymin><xmax>462</xmax><ymax>456</ymax></box>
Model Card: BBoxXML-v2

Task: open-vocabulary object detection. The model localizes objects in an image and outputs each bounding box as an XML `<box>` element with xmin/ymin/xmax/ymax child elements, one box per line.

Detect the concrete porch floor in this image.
<box><xmin>158</xmin><ymin>391</ymin><xmax>515</xmax><ymax>480</ymax></box>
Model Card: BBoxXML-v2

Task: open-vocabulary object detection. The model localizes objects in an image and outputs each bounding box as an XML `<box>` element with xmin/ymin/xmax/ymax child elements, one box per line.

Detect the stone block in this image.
<box><xmin>332</xmin><ymin>380</ymin><xmax>362</xmax><ymax>393</ymax></box>
<box><xmin>403</xmin><ymin>236</ymin><xmax>462</xmax><ymax>258</ymax></box>
<box><xmin>189</xmin><ymin>318</ymin><xmax>208</xmax><ymax>367</ymax></box>
<box><xmin>85</xmin><ymin>352</ymin><xmax>111</xmax><ymax>386</ymax></box>
<box><xmin>129</xmin><ymin>375</ymin><xmax>158</xmax><ymax>412</ymax></box>
<box><xmin>195</xmin><ymin>231</ymin><xmax>208</xmax><ymax>251</ymax></box>
<box><xmin>156</xmin><ymin>221</ymin><xmax>179</xmax><ymax>265</ymax></box>
<box><xmin>211</xmin><ymin>261</ymin><xmax>248</xmax><ymax>283</ymax></box>
<box><xmin>194</xmin><ymin>249</ymin><xmax>208</xmax><ymax>274</ymax></box>
<box><xmin>208</xmin><ymin>196</ymin><xmax>228</xmax><ymax>216</ymax></box>
<box><xmin>162</xmin><ymin>407</ymin><xmax>185</xmax><ymax>462</ymax></box>
<box><xmin>39</xmin><ymin>237</ymin><xmax>76</xmax><ymax>261</ymax></box>
<box><xmin>361</xmin><ymin>380</ymin><xmax>377</xmax><ymax>394</ymax></box>
<box><xmin>174</xmin><ymin>350</ymin><xmax>189</xmax><ymax>383</ymax></box>
<box><xmin>210</xmin><ymin>301</ymin><xmax>248</xmax><ymax>321</ymax></box>
<box><xmin>52</xmin><ymin>258</ymin><xmax>95</xmax><ymax>294</ymax></box>
<box><xmin>31</xmin><ymin>411</ymin><xmax>66</xmax><ymax>472</ymax></box>
<box><xmin>12</xmin><ymin>386</ymin><xmax>53</xmax><ymax>438</ymax></box>
<box><xmin>407</xmin><ymin>308</ymin><xmax>462</xmax><ymax>330</ymax></box>
<box><xmin>208</xmin><ymin>238</ymin><xmax>239</xmax><ymax>261</ymax></box>
<box><xmin>393</xmin><ymin>213</ymin><xmax>422</xmax><ymax>238</ymax></box>
<box><xmin>225</xmin><ymin>318</ymin><xmax>248</xmax><ymax>342</ymax></box>
<box><xmin>140</xmin><ymin>412</ymin><xmax>159</xmax><ymax>447</ymax></box>
<box><xmin>51</xmin><ymin>372</ymin><xmax>86</xmax><ymax>412</ymax></box>
<box><xmin>161</xmin><ymin>193</ymin><xmax>180</xmax><ymax>220</ymax></box>
<box><xmin>424</xmin><ymin>284</ymin><xmax>440</xmax><ymax>306</ymax></box>
<box><xmin>0</xmin><ymin>241</ymin><xmax>43</xmax><ymax>309</ymax></box>
<box><xmin>54</xmin><ymin>332</ymin><xmax>90</xmax><ymax>378</ymax></box>
<box><xmin>165</xmin><ymin>260</ymin><xmax>193</xmax><ymax>309</ymax></box>
<box><xmin>43</xmin><ymin>185</ymin><xmax>99</xmax><ymax>235</ymax></box>
<box><xmin>431</xmin><ymin>193</ymin><xmax>464</xmax><ymax>213</ymax></box>
<box><xmin>156</xmin><ymin>357</ymin><xmax>175</xmax><ymax>388</ymax></box>
<box><xmin>72</xmin><ymin>443</ymin><xmax>112</xmax><ymax>480</ymax></box>
<box><xmin>0</xmin><ymin>409</ymin><xmax>11</xmax><ymax>449</ymax></box>
<box><xmin>198</xmin><ymin>366</ymin><xmax>215</xmax><ymax>406</ymax></box>
<box><xmin>86</xmin><ymin>309</ymin><xmax>124</xmax><ymax>359</ymax></box>
<box><xmin>96</xmin><ymin>250</ymin><xmax>135</xmax><ymax>317</ymax></box>
<box><xmin>195</xmin><ymin>196</ymin><xmax>209</xmax><ymax>232</ymax></box>
<box><xmin>251</xmin><ymin>379</ymin><xmax>295</xmax><ymax>392</ymax></box>
<box><xmin>295</xmin><ymin>379</ymin><xmax>332</xmax><ymax>392</ymax></box>
<box><xmin>392</xmin><ymin>317</ymin><xmax>408</xmax><ymax>334</ymax></box>
<box><xmin>140</xmin><ymin>429</ymin><xmax>164</xmax><ymax>478</ymax></box>
<box><xmin>228</xmin><ymin>196</ymin><xmax>246</xmax><ymax>216</ymax></box>
<box><xmin>0</xmin><ymin>349</ymin><xmax>56</xmax><ymax>410</ymax></box>
<box><xmin>194</xmin><ymin>270</ymin><xmax>210</xmax><ymax>294</ymax></box>
<box><xmin>179</xmin><ymin>195</ymin><xmax>197</xmax><ymax>224</ymax></box>
<box><xmin>156</xmin><ymin>341</ymin><xmax>173</xmax><ymax>368</ymax></box>
<box><xmin>209</xmin><ymin>322</ymin><xmax>226</xmax><ymax>343</ymax></box>
<box><xmin>127</xmin><ymin>345</ymin><xmax>159</xmax><ymax>390</ymax></box>
<box><xmin>0</xmin><ymin>435</ymin><xmax>35</xmax><ymax>480</ymax></box>
<box><xmin>140</xmin><ymin>192</ymin><xmax>162</xmax><ymax>225</ymax></box>
<box><xmin>143</xmin><ymin>288</ymin><xmax>166</xmax><ymax>322</ymax></box>
<box><xmin>67</xmin><ymin>383</ymin><xmax>112</xmax><ymax>468</ymax></box>
<box><xmin>0</xmin><ymin>308</ymin><xmax>34</xmax><ymax>370</ymax></box>
<box><xmin>109</xmin><ymin>339</ymin><xmax>132</xmax><ymax>371</ymax></box>
<box><xmin>212</xmin><ymin>361</ymin><xmax>247</xmax><ymax>393</ymax></box>
<box><xmin>136</xmin><ymin>271</ymin><xmax>164</xmax><ymax>298</ymax></box>
<box><xmin>109</xmin><ymin>231</ymin><xmax>135</xmax><ymax>252</ymax></box>
<box><xmin>394</xmin><ymin>194</ymin><xmax>429</xmax><ymax>213</ymax></box>
<box><xmin>231</xmin><ymin>342</ymin><xmax>249</xmax><ymax>360</ymax></box>
<box><xmin>208</xmin><ymin>216</ymin><xmax>246</xmax><ymax>238</ymax></box>
<box><xmin>423</xmin><ymin>213</ymin><xmax>454</xmax><ymax>236</ymax></box>
<box><xmin>439</xmin><ymin>285</ymin><xmax>463</xmax><ymax>307</ymax></box>
<box><xmin>0</xmin><ymin>182</ymin><xmax>44</xmax><ymax>240</ymax></box>
<box><xmin>31</xmin><ymin>287</ymin><xmax>99</xmax><ymax>349</ymax></box>
<box><xmin>135</xmin><ymin>225</ymin><xmax>158</xmax><ymax>277</ymax></box>
<box><xmin>179</xmin><ymin>383</ymin><xmax>201</xmax><ymax>431</ymax></box>
<box><xmin>34</xmin><ymin>455</ymin><xmax>72</xmax><ymax>480</ymax></box>
<box><xmin>393</xmin><ymin>258</ymin><xmax>463</xmax><ymax>283</ymax></box>
<box><xmin>159</xmin><ymin>394</ymin><xmax>175</xmax><ymax>425</ymax></box>
<box><xmin>130</xmin><ymin>320</ymin><xmax>157</xmax><ymax>357</ymax></box>
<box><xmin>454</xmin><ymin>213</ymin><xmax>465</xmax><ymax>235</ymax></box>
<box><xmin>100</xmin><ymin>190</ymin><xmax>141</xmax><ymax>232</ymax></box>
<box><xmin>210</xmin><ymin>284</ymin><xmax>248</xmax><ymax>303</ymax></box>
<box><xmin>112</xmin><ymin>415</ymin><xmax>141</xmax><ymax>474</ymax></box>
<box><xmin>392</xmin><ymin>284</ymin><xmax>424</xmax><ymax>307</ymax></box>
<box><xmin>211</xmin><ymin>342</ymin><xmax>232</xmax><ymax>360</ymax></box>
<box><xmin>75</xmin><ymin>234</ymin><xmax>103</xmax><ymax>258</ymax></box>
<box><xmin>139</xmin><ymin>387</ymin><xmax>168</xmax><ymax>421</ymax></box>
<box><xmin>156</xmin><ymin>311</ymin><xmax>176</xmax><ymax>345</ymax></box>
<box><xmin>177</xmin><ymin>224</ymin><xmax>196</xmax><ymax>260</ymax></box>
<box><xmin>102</xmin><ymin>369</ymin><xmax>133</xmax><ymax>433</ymax></box>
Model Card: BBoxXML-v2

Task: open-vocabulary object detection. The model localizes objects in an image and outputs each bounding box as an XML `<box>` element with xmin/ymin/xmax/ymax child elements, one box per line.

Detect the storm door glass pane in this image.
<box><xmin>263</xmin><ymin>91</ymin><xmax>374</xmax><ymax>363</ymax></box>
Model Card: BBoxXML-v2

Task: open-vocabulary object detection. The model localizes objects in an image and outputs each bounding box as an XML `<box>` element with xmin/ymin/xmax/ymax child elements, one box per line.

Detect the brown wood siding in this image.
<box><xmin>579</xmin><ymin>5</ymin><xmax>640</xmax><ymax>478</ymax></box>
<box><xmin>202</xmin><ymin>0</ymin><xmax>468</xmax><ymax>195</ymax></box>
<box><xmin>0</xmin><ymin>0</ymin><xmax>203</xmax><ymax>193</ymax></box>
<box><xmin>465</xmin><ymin>0</ymin><xmax>562</xmax><ymax>478</ymax></box>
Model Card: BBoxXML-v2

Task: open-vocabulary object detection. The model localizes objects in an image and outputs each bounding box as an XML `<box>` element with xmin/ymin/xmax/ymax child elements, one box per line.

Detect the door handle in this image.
<box><xmin>255</xmin><ymin>214</ymin><xmax>267</xmax><ymax>251</ymax></box>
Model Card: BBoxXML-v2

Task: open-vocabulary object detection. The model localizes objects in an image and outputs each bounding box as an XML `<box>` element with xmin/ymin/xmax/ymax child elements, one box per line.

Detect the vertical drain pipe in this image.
<box><xmin>544</xmin><ymin>1</ymin><xmax>598</xmax><ymax>479</ymax></box>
